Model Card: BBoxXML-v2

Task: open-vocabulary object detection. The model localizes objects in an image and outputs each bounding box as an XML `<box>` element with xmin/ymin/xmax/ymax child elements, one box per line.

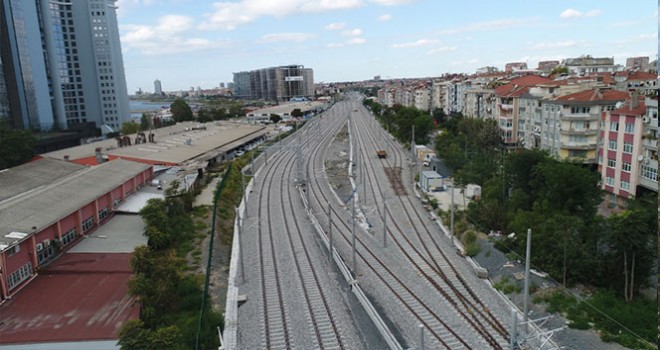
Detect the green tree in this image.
<box><xmin>122</xmin><ymin>121</ymin><xmax>141</xmax><ymax>135</ymax></box>
<box><xmin>550</xmin><ymin>66</ymin><xmax>570</xmax><ymax>75</ymax></box>
<box><xmin>170</xmin><ymin>98</ymin><xmax>193</xmax><ymax>122</ymax></box>
<box><xmin>140</xmin><ymin>113</ymin><xmax>152</xmax><ymax>131</ymax></box>
<box><xmin>431</xmin><ymin>108</ymin><xmax>446</xmax><ymax>126</ymax></box>
<box><xmin>0</xmin><ymin>121</ymin><xmax>35</xmax><ymax>170</ymax></box>
<box><xmin>291</xmin><ymin>108</ymin><xmax>303</xmax><ymax>118</ymax></box>
<box><xmin>196</xmin><ymin>108</ymin><xmax>213</xmax><ymax>123</ymax></box>
<box><xmin>270</xmin><ymin>114</ymin><xmax>282</xmax><ymax>124</ymax></box>
<box><xmin>211</xmin><ymin>108</ymin><xmax>227</xmax><ymax>121</ymax></box>
<box><xmin>228</xmin><ymin>104</ymin><xmax>243</xmax><ymax>118</ymax></box>
<box><xmin>603</xmin><ymin>207</ymin><xmax>656</xmax><ymax>302</ymax></box>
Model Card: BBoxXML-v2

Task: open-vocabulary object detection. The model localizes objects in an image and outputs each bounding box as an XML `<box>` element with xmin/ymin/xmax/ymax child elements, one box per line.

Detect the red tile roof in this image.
<box><xmin>626</xmin><ymin>71</ymin><xmax>657</xmax><ymax>81</ymax></box>
<box><xmin>555</xmin><ymin>89</ymin><xmax>629</xmax><ymax>103</ymax></box>
<box><xmin>611</xmin><ymin>98</ymin><xmax>646</xmax><ymax>116</ymax></box>
<box><xmin>495</xmin><ymin>75</ymin><xmax>554</xmax><ymax>97</ymax></box>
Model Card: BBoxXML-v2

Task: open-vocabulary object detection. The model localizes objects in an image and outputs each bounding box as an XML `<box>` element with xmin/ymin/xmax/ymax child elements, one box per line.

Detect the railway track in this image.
<box><xmin>243</xmin><ymin>112</ymin><xmax>355</xmax><ymax>349</ymax></box>
<box><xmin>353</xmin><ymin>104</ymin><xmax>510</xmax><ymax>347</ymax></box>
<box><xmin>303</xmin><ymin>97</ymin><xmax>510</xmax><ymax>349</ymax></box>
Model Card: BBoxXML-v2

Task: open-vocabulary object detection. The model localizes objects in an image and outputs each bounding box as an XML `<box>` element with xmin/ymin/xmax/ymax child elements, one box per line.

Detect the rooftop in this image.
<box><xmin>42</xmin><ymin>121</ymin><xmax>268</xmax><ymax>166</ymax></box>
<box><xmin>0</xmin><ymin>159</ymin><xmax>151</xmax><ymax>247</ymax></box>
<box><xmin>0</xmin><ymin>158</ymin><xmax>85</xmax><ymax>202</ymax></box>
<box><xmin>554</xmin><ymin>89</ymin><xmax>629</xmax><ymax>104</ymax></box>
<box><xmin>0</xmin><ymin>253</ymin><xmax>137</xmax><ymax>345</ymax></box>
<box><xmin>246</xmin><ymin>101</ymin><xmax>327</xmax><ymax>116</ymax></box>
<box><xmin>495</xmin><ymin>76</ymin><xmax>554</xmax><ymax>97</ymax></box>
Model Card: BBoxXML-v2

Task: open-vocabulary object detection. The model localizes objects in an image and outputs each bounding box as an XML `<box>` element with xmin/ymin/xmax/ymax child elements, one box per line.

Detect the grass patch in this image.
<box><xmin>493</xmin><ymin>275</ymin><xmax>521</xmax><ymax>294</ymax></box>
<box><xmin>534</xmin><ymin>290</ymin><xmax>656</xmax><ymax>349</ymax></box>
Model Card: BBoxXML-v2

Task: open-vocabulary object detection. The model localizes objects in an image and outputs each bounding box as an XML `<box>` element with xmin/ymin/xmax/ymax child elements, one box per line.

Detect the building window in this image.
<box><xmin>6</xmin><ymin>244</ymin><xmax>20</xmax><ymax>256</ymax></box>
<box><xmin>62</xmin><ymin>228</ymin><xmax>77</xmax><ymax>245</ymax></box>
<box><xmin>7</xmin><ymin>262</ymin><xmax>33</xmax><ymax>290</ymax></box>
<box><xmin>605</xmin><ymin>176</ymin><xmax>615</xmax><ymax>186</ymax></box>
<box><xmin>82</xmin><ymin>217</ymin><xmax>94</xmax><ymax>232</ymax></box>
<box><xmin>607</xmin><ymin>158</ymin><xmax>616</xmax><ymax>168</ymax></box>
<box><xmin>622</xmin><ymin>142</ymin><xmax>633</xmax><ymax>153</ymax></box>
<box><xmin>624</xmin><ymin>123</ymin><xmax>634</xmax><ymax>133</ymax></box>
<box><xmin>98</xmin><ymin>207</ymin><xmax>109</xmax><ymax>221</ymax></box>
<box><xmin>608</xmin><ymin>140</ymin><xmax>618</xmax><ymax>150</ymax></box>
<box><xmin>621</xmin><ymin>161</ymin><xmax>631</xmax><ymax>172</ymax></box>
<box><xmin>620</xmin><ymin>180</ymin><xmax>630</xmax><ymax>191</ymax></box>
<box><xmin>641</xmin><ymin>164</ymin><xmax>658</xmax><ymax>181</ymax></box>
<box><xmin>610</xmin><ymin>121</ymin><xmax>619</xmax><ymax>131</ymax></box>
<box><xmin>569</xmin><ymin>135</ymin><xmax>587</xmax><ymax>143</ymax></box>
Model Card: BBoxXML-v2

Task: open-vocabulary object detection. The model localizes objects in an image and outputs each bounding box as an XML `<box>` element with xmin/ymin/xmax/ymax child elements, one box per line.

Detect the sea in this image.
<box><xmin>129</xmin><ymin>100</ymin><xmax>171</xmax><ymax>119</ymax></box>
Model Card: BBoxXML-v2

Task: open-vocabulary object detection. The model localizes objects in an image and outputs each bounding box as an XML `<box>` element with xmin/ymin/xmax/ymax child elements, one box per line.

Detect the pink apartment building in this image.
<box><xmin>598</xmin><ymin>96</ymin><xmax>654</xmax><ymax>207</ymax></box>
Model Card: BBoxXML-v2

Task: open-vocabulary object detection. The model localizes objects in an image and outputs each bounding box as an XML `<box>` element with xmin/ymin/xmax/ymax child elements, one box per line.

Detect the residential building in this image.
<box><xmin>544</xmin><ymin>89</ymin><xmax>629</xmax><ymax>163</ymax></box>
<box><xmin>563</xmin><ymin>55</ymin><xmax>619</xmax><ymax>75</ymax></box>
<box><xmin>476</xmin><ymin>66</ymin><xmax>499</xmax><ymax>74</ymax></box>
<box><xmin>232</xmin><ymin>65</ymin><xmax>314</xmax><ymax>101</ymax></box>
<box><xmin>537</xmin><ymin>61</ymin><xmax>560</xmax><ymax>73</ymax></box>
<box><xmin>638</xmin><ymin>97</ymin><xmax>658</xmax><ymax>193</ymax></box>
<box><xmin>413</xmin><ymin>85</ymin><xmax>430</xmax><ymax>111</ymax></box>
<box><xmin>494</xmin><ymin>75</ymin><xmax>552</xmax><ymax>148</ymax></box>
<box><xmin>625</xmin><ymin>56</ymin><xmax>650</xmax><ymax>70</ymax></box>
<box><xmin>505</xmin><ymin>62</ymin><xmax>528</xmax><ymax>73</ymax></box>
<box><xmin>0</xmin><ymin>0</ymin><xmax>130</xmax><ymax>131</ymax></box>
<box><xmin>598</xmin><ymin>96</ymin><xmax>648</xmax><ymax>207</ymax></box>
<box><xmin>463</xmin><ymin>87</ymin><xmax>496</xmax><ymax>120</ymax></box>
<box><xmin>154</xmin><ymin>79</ymin><xmax>162</xmax><ymax>95</ymax></box>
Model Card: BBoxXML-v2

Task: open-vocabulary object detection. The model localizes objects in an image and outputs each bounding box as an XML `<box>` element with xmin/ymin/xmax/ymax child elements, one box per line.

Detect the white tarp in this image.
<box><xmin>115</xmin><ymin>192</ymin><xmax>164</xmax><ymax>213</ymax></box>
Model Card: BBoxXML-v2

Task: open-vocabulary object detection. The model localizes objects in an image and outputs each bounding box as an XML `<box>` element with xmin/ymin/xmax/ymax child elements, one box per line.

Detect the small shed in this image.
<box><xmin>419</xmin><ymin>171</ymin><xmax>444</xmax><ymax>192</ymax></box>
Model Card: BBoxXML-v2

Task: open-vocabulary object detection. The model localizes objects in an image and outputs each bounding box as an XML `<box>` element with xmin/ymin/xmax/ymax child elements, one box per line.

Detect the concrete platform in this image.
<box><xmin>69</xmin><ymin>214</ymin><xmax>146</xmax><ymax>253</ymax></box>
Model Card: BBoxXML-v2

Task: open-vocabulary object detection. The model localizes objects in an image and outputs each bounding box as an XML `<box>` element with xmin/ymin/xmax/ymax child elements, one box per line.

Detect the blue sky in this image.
<box><xmin>116</xmin><ymin>0</ymin><xmax>658</xmax><ymax>93</ymax></box>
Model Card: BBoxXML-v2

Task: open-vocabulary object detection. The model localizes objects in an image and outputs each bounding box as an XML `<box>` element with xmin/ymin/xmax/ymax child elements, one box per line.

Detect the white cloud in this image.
<box><xmin>531</xmin><ymin>40</ymin><xmax>586</xmax><ymax>49</ymax></box>
<box><xmin>614</xmin><ymin>32</ymin><xmax>658</xmax><ymax>45</ymax></box>
<box><xmin>348</xmin><ymin>37</ymin><xmax>367</xmax><ymax>45</ymax></box>
<box><xmin>325</xmin><ymin>22</ymin><xmax>347</xmax><ymax>30</ymax></box>
<box><xmin>199</xmin><ymin>0</ymin><xmax>363</xmax><ymax>31</ymax></box>
<box><xmin>122</xmin><ymin>15</ymin><xmax>227</xmax><ymax>54</ymax></box>
<box><xmin>426</xmin><ymin>46</ymin><xmax>457</xmax><ymax>55</ymax></box>
<box><xmin>559</xmin><ymin>8</ymin><xmax>601</xmax><ymax>19</ymax></box>
<box><xmin>342</xmin><ymin>28</ymin><xmax>363</xmax><ymax>36</ymax></box>
<box><xmin>378</xmin><ymin>14</ymin><xmax>392</xmax><ymax>21</ymax></box>
<box><xmin>258</xmin><ymin>32</ymin><xmax>316</xmax><ymax>43</ymax></box>
<box><xmin>368</xmin><ymin>0</ymin><xmax>415</xmax><ymax>5</ymax></box>
<box><xmin>437</xmin><ymin>17</ymin><xmax>538</xmax><ymax>35</ymax></box>
<box><xmin>585</xmin><ymin>9</ymin><xmax>602</xmax><ymax>17</ymax></box>
<box><xmin>391</xmin><ymin>38</ymin><xmax>439</xmax><ymax>48</ymax></box>
<box><xmin>611</xmin><ymin>20</ymin><xmax>639</xmax><ymax>28</ymax></box>
<box><xmin>327</xmin><ymin>36</ymin><xmax>366</xmax><ymax>48</ymax></box>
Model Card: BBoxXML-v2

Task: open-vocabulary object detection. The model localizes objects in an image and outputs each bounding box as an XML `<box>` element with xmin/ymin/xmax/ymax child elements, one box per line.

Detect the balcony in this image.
<box><xmin>565</xmin><ymin>156</ymin><xmax>597</xmax><ymax>164</ymax></box>
<box><xmin>561</xmin><ymin>142</ymin><xmax>597</xmax><ymax>150</ymax></box>
<box><xmin>560</xmin><ymin>112</ymin><xmax>598</xmax><ymax>121</ymax></box>
<box><xmin>642</xmin><ymin>137</ymin><xmax>658</xmax><ymax>150</ymax></box>
<box><xmin>560</xmin><ymin>128</ymin><xmax>598</xmax><ymax>136</ymax></box>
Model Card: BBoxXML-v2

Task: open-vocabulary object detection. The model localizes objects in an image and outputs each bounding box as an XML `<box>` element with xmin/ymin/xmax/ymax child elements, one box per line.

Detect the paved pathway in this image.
<box><xmin>194</xmin><ymin>176</ymin><xmax>221</xmax><ymax>206</ymax></box>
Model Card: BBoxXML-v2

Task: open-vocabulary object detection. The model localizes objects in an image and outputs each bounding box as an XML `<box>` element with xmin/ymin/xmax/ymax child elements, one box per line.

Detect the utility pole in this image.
<box><xmin>382</xmin><ymin>200</ymin><xmax>387</xmax><ymax>248</ymax></box>
<box><xmin>523</xmin><ymin>228</ymin><xmax>532</xmax><ymax>333</ymax></box>
<box><xmin>328</xmin><ymin>201</ymin><xmax>333</xmax><ymax>259</ymax></box>
<box><xmin>241</xmin><ymin>170</ymin><xmax>247</xmax><ymax>216</ymax></box>
<box><xmin>419</xmin><ymin>324</ymin><xmax>425</xmax><ymax>350</ymax></box>
<box><xmin>450</xmin><ymin>181</ymin><xmax>455</xmax><ymax>247</ymax></box>
<box><xmin>235</xmin><ymin>207</ymin><xmax>245</xmax><ymax>283</ymax></box>
<box><xmin>510</xmin><ymin>307</ymin><xmax>518</xmax><ymax>350</ymax></box>
<box><xmin>352</xmin><ymin>192</ymin><xmax>357</xmax><ymax>274</ymax></box>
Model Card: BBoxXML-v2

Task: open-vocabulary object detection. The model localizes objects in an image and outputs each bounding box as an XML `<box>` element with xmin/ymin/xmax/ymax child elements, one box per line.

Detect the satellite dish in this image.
<box><xmin>637</xmin><ymin>155</ymin><xmax>644</xmax><ymax>162</ymax></box>
<box><xmin>615</xmin><ymin>102</ymin><xmax>624</xmax><ymax>109</ymax></box>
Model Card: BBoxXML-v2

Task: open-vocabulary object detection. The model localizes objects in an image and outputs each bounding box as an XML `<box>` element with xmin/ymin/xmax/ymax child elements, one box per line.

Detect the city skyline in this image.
<box><xmin>117</xmin><ymin>0</ymin><xmax>657</xmax><ymax>93</ymax></box>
